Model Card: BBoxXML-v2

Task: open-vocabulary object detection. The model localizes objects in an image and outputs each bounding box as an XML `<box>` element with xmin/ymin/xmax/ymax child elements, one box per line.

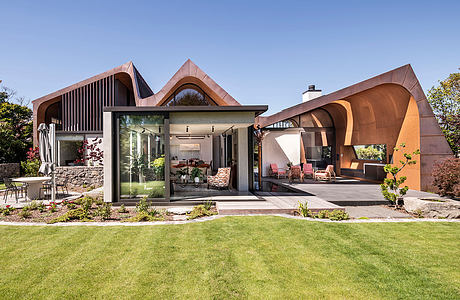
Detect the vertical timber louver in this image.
<box><xmin>60</xmin><ymin>75</ymin><xmax>115</xmax><ymax>132</ymax></box>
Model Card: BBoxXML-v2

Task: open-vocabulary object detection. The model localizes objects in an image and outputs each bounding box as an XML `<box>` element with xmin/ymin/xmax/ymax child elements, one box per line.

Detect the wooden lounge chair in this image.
<box><xmin>269</xmin><ymin>164</ymin><xmax>287</xmax><ymax>178</ymax></box>
<box><xmin>207</xmin><ymin>167</ymin><xmax>231</xmax><ymax>189</ymax></box>
<box><xmin>314</xmin><ymin>165</ymin><xmax>336</xmax><ymax>182</ymax></box>
<box><xmin>288</xmin><ymin>166</ymin><xmax>304</xmax><ymax>183</ymax></box>
<box><xmin>303</xmin><ymin>163</ymin><xmax>314</xmax><ymax>178</ymax></box>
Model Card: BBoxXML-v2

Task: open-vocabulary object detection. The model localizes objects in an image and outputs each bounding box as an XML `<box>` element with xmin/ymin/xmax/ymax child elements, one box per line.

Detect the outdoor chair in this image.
<box><xmin>269</xmin><ymin>163</ymin><xmax>287</xmax><ymax>179</ymax></box>
<box><xmin>303</xmin><ymin>163</ymin><xmax>314</xmax><ymax>178</ymax></box>
<box><xmin>288</xmin><ymin>166</ymin><xmax>304</xmax><ymax>183</ymax></box>
<box><xmin>314</xmin><ymin>165</ymin><xmax>336</xmax><ymax>182</ymax></box>
<box><xmin>3</xmin><ymin>178</ymin><xmax>27</xmax><ymax>203</ymax></box>
<box><xmin>40</xmin><ymin>180</ymin><xmax>52</xmax><ymax>200</ymax></box>
<box><xmin>56</xmin><ymin>177</ymin><xmax>69</xmax><ymax>195</ymax></box>
<box><xmin>207</xmin><ymin>167</ymin><xmax>231</xmax><ymax>189</ymax></box>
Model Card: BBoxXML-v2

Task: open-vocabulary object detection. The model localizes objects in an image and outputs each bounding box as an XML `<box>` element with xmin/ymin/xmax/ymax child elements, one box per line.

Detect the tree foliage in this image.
<box><xmin>380</xmin><ymin>143</ymin><xmax>420</xmax><ymax>204</ymax></box>
<box><xmin>427</xmin><ymin>71</ymin><xmax>460</xmax><ymax>155</ymax></box>
<box><xmin>0</xmin><ymin>85</ymin><xmax>33</xmax><ymax>163</ymax></box>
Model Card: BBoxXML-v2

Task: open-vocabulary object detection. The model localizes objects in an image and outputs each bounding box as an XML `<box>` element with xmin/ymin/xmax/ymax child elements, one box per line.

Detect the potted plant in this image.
<box><xmin>191</xmin><ymin>167</ymin><xmax>202</xmax><ymax>184</ymax></box>
<box><xmin>176</xmin><ymin>168</ymin><xmax>188</xmax><ymax>183</ymax></box>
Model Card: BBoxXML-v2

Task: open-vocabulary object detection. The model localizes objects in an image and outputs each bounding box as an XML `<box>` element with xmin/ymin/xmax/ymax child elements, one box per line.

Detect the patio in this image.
<box><xmin>265</xmin><ymin>177</ymin><xmax>440</xmax><ymax>206</ymax></box>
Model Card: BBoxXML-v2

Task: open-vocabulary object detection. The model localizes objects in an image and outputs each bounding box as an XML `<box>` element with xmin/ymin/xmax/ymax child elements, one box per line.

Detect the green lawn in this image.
<box><xmin>0</xmin><ymin>217</ymin><xmax>459</xmax><ymax>299</ymax></box>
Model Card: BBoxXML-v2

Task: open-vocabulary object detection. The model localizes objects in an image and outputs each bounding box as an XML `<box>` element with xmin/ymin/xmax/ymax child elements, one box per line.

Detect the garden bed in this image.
<box><xmin>0</xmin><ymin>197</ymin><xmax>217</xmax><ymax>224</ymax></box>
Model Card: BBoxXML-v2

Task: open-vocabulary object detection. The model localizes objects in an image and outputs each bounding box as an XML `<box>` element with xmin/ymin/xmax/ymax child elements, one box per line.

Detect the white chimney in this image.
<box><xmin>302</xmin><ymin>85</ymin><xmax>322</xmax><ymax>102</ymax></box>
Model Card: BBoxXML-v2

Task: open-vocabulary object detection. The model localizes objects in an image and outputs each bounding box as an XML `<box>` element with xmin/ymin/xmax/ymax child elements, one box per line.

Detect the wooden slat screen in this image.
<box><xmin>60</xmin><ymin>75</ymin><xmax>114</xmax><ymax>132</ymax></box>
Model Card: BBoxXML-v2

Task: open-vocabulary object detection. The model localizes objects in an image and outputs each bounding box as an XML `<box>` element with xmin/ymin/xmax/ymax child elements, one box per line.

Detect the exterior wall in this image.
<box><xmin>0</xmin><ymin>163</ymin><xmax>20</xmax><ymax>180</ymax></box>
<box><xmin>55</xmin><ymin>166</ymin><xmax>103</xmax><ymax>189</ymax></box>
<box><xmin>237</xmin><ymin>128</ymin><xmax>249</xmax><ymax>191</ymax></box>
<box><xmin>262</xmin><ymin>129</ymin><xmax>302</xmax><ymax>176</ymax></box>
<box><xmin>103</xmin><ymin>111</ymin><xmax>113</xmax><ymax>202</ymax></box>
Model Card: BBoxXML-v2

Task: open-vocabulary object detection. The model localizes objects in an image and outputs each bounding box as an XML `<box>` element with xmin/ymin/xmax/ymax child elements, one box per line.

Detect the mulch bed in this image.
<box><xmin>0</xmin><ymin>205</ymin><xmax>179</xmax><ymax>223</ymax></box>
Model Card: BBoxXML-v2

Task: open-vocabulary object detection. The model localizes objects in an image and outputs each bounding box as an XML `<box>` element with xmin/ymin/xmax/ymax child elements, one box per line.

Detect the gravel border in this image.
<box><xmin>0</xmin><ymin>214</ymin><xmax>459</xmax><ymax>226</ymax></box>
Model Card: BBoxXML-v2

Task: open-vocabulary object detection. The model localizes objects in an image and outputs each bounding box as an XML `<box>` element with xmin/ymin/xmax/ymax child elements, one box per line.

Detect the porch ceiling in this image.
<box><xmin>170</xmin><ymin>123</ymin><xmax>251</xmax><ymax>135</ymax></box>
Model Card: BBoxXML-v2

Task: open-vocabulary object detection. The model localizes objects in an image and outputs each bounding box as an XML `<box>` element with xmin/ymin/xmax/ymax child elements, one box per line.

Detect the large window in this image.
<box><xmin>163</xmin><ymin>84</ymin><xmax>216</xmax><ymax>106</ymax></box>
<box><xmin>119</xmin><ymin>114</ymin><xmax>165</xmax><ymax>199</ymax></box>
<box><xmin>353</xmin><ymin>144</ymin><xmax>387</xmax><ymax>162</ymax></box>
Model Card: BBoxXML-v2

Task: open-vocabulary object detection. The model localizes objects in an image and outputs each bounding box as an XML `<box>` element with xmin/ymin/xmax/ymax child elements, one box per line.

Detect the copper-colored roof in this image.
<box><xmin>32</xmin><ymin>59</ymin><xmax>240</xmax><ymax>107</ymax></box>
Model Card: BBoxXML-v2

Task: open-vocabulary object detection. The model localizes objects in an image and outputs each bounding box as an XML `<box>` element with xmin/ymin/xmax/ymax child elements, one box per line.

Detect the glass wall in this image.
<box><xmin>119</xmin><ymin>114</ymin><xmax>165</xmax><ymax>199</ymax></box>
<box><xmin>301</xmin><ymin>131</ymin><xmax>334</xmax><ymax>169</ymax></box>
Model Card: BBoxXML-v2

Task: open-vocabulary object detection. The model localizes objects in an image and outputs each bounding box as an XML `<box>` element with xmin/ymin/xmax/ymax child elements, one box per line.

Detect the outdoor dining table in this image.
<box><xmin>11</xmin><ymin>177</ymin><xmax>51</xmax><ymax>201</ymax></box>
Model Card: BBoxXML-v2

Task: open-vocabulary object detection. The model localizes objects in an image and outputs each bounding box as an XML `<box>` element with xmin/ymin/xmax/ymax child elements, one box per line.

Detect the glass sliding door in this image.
<box><xmin>119</xmin><ymin>114</ymin><xmax>166</xmax><ymax>200</ymax></box>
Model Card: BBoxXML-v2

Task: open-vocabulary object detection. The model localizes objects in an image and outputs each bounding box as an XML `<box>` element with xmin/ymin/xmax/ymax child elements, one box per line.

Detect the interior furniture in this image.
<box><xmin>207</xmin><ymin>167</ymin><xmax>231</xmax><ymax>189</ymax></box>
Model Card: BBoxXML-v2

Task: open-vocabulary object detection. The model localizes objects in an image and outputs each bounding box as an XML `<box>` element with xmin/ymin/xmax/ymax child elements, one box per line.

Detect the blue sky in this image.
<box><xmin>1</xmin><ymin>0</ymin><xmax>459</xmax><ymax>114</ymax></box>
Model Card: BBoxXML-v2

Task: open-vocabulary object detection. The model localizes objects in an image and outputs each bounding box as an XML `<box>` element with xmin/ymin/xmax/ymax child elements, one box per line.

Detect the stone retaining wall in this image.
<box><xmin>55</xmin><ymin>166</ymin><xmax>104</xmax><ymax>190</ymax></box>
<box><xmin>0</xmin><ymin>163</ymin><xmax>20</xmax><ymax>180</ymax></box>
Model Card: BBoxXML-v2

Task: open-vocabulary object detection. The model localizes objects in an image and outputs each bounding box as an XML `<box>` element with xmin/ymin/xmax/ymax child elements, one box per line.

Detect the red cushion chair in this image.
<box><xmin>303</xmin><ymin>163</ymin><xmax>314</xmax><ymax>178</ymax></box>
<box><xmin>269</xmin><ymin>164</ymin><xmax>287</xmax><ymax>178</ymax></box>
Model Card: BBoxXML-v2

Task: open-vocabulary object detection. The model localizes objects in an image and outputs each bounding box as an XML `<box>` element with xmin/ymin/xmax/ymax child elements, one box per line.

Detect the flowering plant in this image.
<box><xmin>26</xmin><ymin>147</ymin><xmax>40</xmax><ymax>161</ymax></box>
<box><xmin>1</xmin><ymin>205</ymin><xmax>15</xmax><ymax>216</ymax></box>
<box><xmin>75</xmin><ymin>137</ymin><xmax>104</xmax><ymax>166</ymax></box>
<box><xmin>48</xmin><ymin>201</ymin><xmax>57</xmax><ymax>212</ymax></box>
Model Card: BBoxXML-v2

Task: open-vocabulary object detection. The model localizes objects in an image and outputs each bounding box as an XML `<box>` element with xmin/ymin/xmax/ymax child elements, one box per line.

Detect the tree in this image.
<box><xmin>427</xmin><ymin>71</ymin><xmax>460</xmax><ymax>155</ymax></box>
<box><xmin>380</xmin><ymin>143</ymin><xmax>420</xmax><ymax>205</ymax></box>
<box><xmin>0</xmin><ymin>85</ymin><xmax>33</xmax><ymax>163</ymax></box>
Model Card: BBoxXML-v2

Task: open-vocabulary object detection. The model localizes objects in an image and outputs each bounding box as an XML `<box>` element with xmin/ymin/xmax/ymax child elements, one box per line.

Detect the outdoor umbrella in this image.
<box><xmin>38</xmin><ymin>123</ymin><xmax>53</xmax><ymax>175</ymax></box>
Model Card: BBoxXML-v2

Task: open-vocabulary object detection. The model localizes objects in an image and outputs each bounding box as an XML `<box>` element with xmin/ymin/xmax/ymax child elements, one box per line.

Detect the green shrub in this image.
<box><xmin>94</xmin><ymin>198</ymin><xmax>104</xmax><ymax>206</ymax></box>
<box><xmin>313</xmin><ymin>210</ymin><xmax>349</xmax><ymax>221</ymax></box>
<box><xmin>328</xmin><ymin>210</ymin><xmax>350</xmax><ymax>221</ymax></box>
<box><xmin>95</xmin><ymin>203</ymin><xmax>112</xmax><ymax>220</ymax></box>
<box><xmin>48</xmin><ymin>202</ymin><xmax>58</xmax><ymax>213</ymax></box>
<box><xmin>136</xmin><ymin>197</ymin><xmax>151</xmax><ymax>214</ymax></box>
<box><xmin>37</xmin><ymin>203</ymin><xmax>46</xmax><ymax>213</ymax></box>
<box><xmin>48</xmin><ymin>208</ymin><xmax>89</xmax><ymax>224</ymax></box>
<box><xmin>81</xmin><ymin>196</ymin><xmax>94</xmax><ymax>213</ymax></box>
<box><xmin>66</xmin><ymin>203</ymin><xmax>77</xmax><ymax>209</ymax></box>
<box><xmin>28</xmin><ymin>201</ymin><xmax>40</xmax><ymax>210</ymax></box>
<box><xmin>18</xmin><ymin>209</ymin><xmax>31</xmax><ymax>218</ymax></box>
<box><xmin>20</xmin><ymin>159</ymin><xmax>40</xmax><ymax>177</ymax></box>
<box><xmin>123</xmin><ymin>212</ymin><xmax>164</xmax><ymax>222</ymax></box>
<box><xmin>118</xmin><ymin>204</ymin><xmax>128</xmax><ymax>213</ymax></box>
<box><xmin>0</xmin><ymin>205</ymin><xmax>15</xmax><ymax>216</ymax></box>
<box><xmin>315</xmin><ymin>210</ymin><xmax>329</xmax><ymax>219</ymax></box>
<box><xmin>298</xmin><ymin>201</ymin><xmax>311</xmax><ymax>217</ymax></box>
<box><xmin>204</xmin><ymin>199</ymin><xmax>213</xmax><ymax>211</ymax></box>
<box><xmin>186</xmin><ymin>205</ymin><xmax>217</xmax><ymax>220</ymax></box>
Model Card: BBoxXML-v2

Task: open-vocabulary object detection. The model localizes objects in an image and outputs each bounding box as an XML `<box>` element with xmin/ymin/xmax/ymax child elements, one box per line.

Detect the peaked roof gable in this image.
<box><xmin>139</xmin><ymin>59</ymin><xmax>240</xmax><ymax>106</ymax></box>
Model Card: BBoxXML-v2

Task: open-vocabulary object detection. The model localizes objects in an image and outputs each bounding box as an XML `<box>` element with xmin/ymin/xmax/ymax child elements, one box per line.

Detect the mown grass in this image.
<box><xmin>0</xmin><ymin>216</ymin><xmax>459</xmax><ymax>299</ymax></box>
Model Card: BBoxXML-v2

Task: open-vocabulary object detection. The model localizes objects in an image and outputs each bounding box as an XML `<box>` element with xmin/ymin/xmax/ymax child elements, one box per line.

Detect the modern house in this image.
<box><xmin>32</xmin><ymin>60</ymin><xmax>452</xmax><ymax>202</ymax></box>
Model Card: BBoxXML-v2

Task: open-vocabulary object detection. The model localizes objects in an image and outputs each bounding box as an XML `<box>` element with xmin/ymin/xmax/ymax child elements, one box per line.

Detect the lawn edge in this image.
<box><xmin>0</xmin><ymin>214</ymin><xmax>459</xmax><ymax>226</ymax></box>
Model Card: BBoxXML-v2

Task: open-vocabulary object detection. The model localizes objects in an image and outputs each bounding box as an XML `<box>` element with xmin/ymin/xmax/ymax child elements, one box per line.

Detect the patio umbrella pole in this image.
<box><xmin>50</xmin><ymin>124</ymin><xmax>56</xmax><ymax>202</ymax></box>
